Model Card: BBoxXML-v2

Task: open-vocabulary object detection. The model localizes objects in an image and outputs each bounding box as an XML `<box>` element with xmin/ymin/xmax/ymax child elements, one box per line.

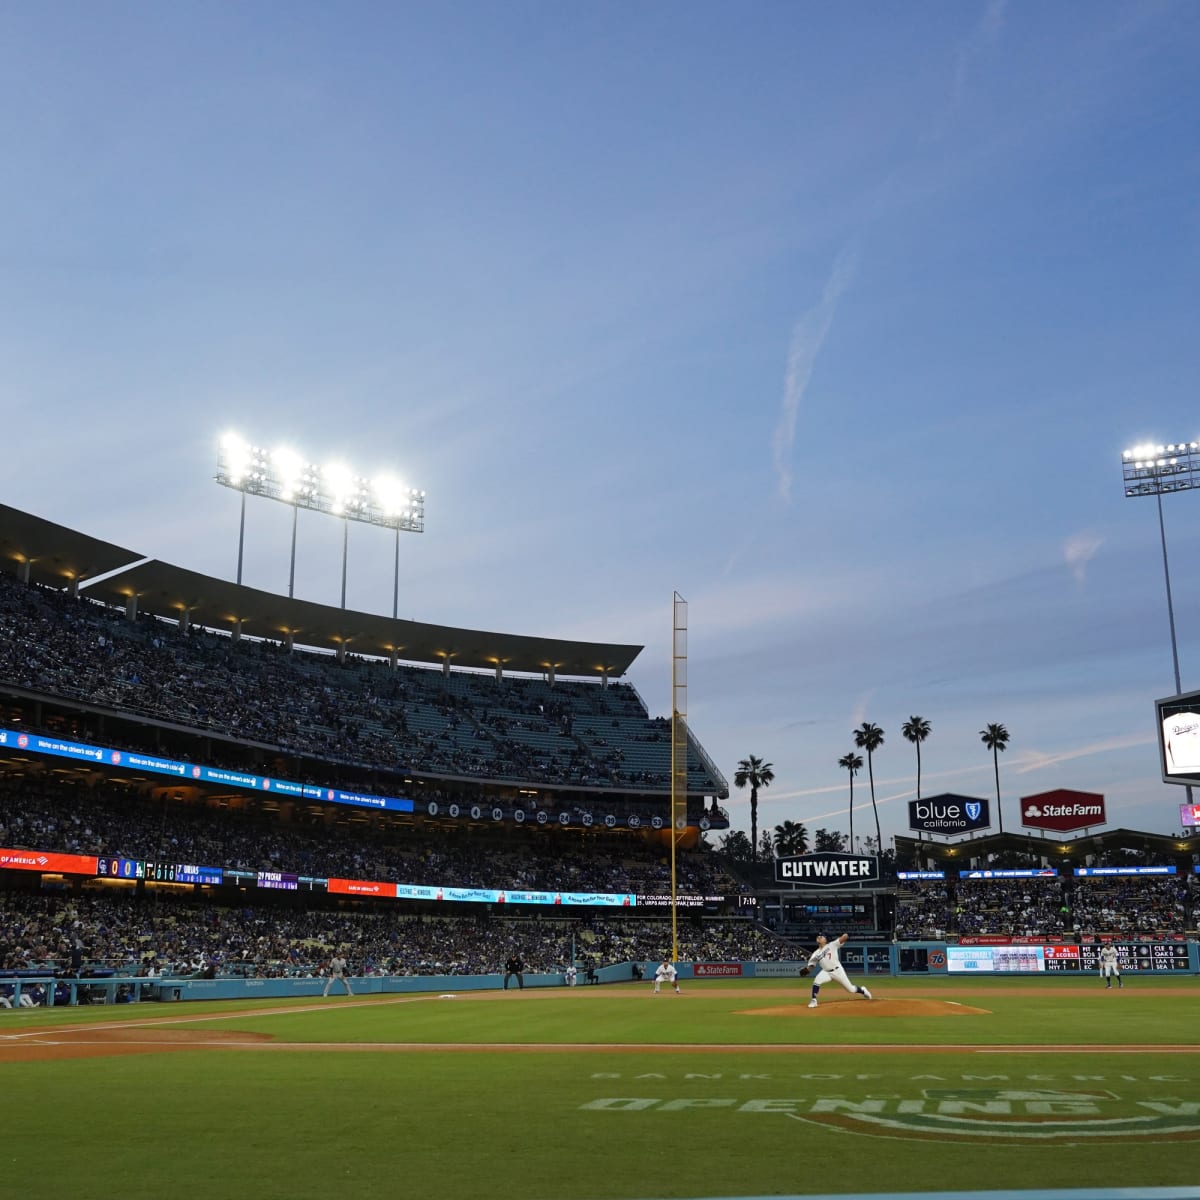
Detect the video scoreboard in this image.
<box><xmin>256</xmin><ymin>870</ymin><xmax>299</xmax><ymax>891</ymax></box>
<box><xmin>1044</xmin><ymin>942</ymin><xmax>1189</xmax><ymax>972</ymax></box>
<box><xmin>95</xmin><ymin>858</ymin><xmax>223</xmax><ymax>885</ymax></box>
<box><xmin>948</xmin><ymin>942</ymin><xmax>1189</xmax><ymax>973</ymax></box>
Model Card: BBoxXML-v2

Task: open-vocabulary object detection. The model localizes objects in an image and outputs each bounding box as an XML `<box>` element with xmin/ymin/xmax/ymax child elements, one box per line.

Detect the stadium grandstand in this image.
<box><xmin>1</xmin><ymin>503</ymin><xmax>795</xmax><ymax>991</ymax></box>
<box><xmin>2</xmin><ymin>501</ymin><xmax>1199</xmax><ymax>999</ymax></box>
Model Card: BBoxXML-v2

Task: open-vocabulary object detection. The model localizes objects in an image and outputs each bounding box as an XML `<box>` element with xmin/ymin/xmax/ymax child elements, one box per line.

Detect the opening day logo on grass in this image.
<box><xmin>581</xmin><ymin>1082</ymin><xmax>1200</xmax><ymax>1144</ymax></box>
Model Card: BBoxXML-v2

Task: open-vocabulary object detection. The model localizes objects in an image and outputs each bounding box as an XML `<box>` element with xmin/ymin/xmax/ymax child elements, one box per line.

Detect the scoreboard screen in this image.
<box><xmin>950</xmin><ymin>942</ymin><xmax>1190</xmax><ymax>973</ymax></box>
<box><xmin>1043</xmin><ymin>945</ymin><xmax>1080</xmax><ymax>968</ymax></box>
<box><xmin>175</xmin><ymin>864</ymin><xmax>223</xmax><ymax>885</ymax></box>
<box><xmin>256</xmin><ymin>870</ymin><xmax>299</xmax><ymax>891</ymax></box>
<box><xmin>1042</xmin><ymin>943</ymin><xmax>1189</xmax><ymax>972</ymax></box>
<box><xmin>1157</xmin><ymin>689</ymin><xmax>1200</xmax><ymax>783</ymax></box>
<box><xmin>95</xmin><ymin>857</ymin><xmax>144</xmax><ymax>881</ymax></box>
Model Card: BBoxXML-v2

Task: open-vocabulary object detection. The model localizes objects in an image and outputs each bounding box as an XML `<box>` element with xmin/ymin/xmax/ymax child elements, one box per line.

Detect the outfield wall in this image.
<box><xmin>145</xmin><ymin>940</ymin><xmax>1197</xmax><ymax>1002</ymax></box>
<box><xmin>7</xmin><ymin>941</ymin><xmax>1196</xmax><ymax>1007</ymax></box>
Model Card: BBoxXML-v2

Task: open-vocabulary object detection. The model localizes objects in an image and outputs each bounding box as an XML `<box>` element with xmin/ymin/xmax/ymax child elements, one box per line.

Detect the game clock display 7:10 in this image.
<box><xmin>1045</xmin><ymin>943</ymin><xmax>1189</xmax><ymax>971</ymax></box>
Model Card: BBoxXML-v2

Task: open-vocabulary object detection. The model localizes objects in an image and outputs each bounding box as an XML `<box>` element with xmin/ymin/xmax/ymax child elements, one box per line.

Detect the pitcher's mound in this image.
<box><xmin>743</xmin><ymin>1000</ymin><xmax>988</xmax><ymax>1018</ymax></box>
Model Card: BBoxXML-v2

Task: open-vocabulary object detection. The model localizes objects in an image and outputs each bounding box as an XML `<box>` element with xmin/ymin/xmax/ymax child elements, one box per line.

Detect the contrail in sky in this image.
<box><xmin>773</xmin><ymin>245</ymin><xmax>858</xmax><ymax>502</ymax></box>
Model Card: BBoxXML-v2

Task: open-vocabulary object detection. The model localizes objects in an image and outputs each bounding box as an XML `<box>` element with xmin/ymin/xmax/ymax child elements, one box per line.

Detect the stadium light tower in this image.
<box><xmin>215</xmin><ymin>432</ymin><xmax>425</xmax><ymax>612</ymax></box>
<box><xmin>1122</xmin><ymin>440</ymin><xmax>1199</xmax><ymax>804</ymax></box>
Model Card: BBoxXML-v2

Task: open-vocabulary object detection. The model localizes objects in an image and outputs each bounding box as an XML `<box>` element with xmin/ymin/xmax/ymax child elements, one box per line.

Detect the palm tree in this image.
<box><xmin>772</xmin><ymin>820</ymin><xmax>809</xmax><ymax>858</ymax></box>
<box><xmin>980</xmin><ymin>723</ymin><xmax>1010</xmax><ymax>834</ymax></box>
<box><xmin>901</xmin><ymin>716</ymin><xmax>932</xmax><ymax>801</ymax></box>
<box><xmin>837</xmin><ymin>751</ymin><xmax>863</xmax><ymax>853</ymax></box>
<box><xmin>734</xmin><ymin>755</ymin><xmax>774</xmax><ymax>863</ymax></box>
<box><xmin>853</xmin><ymin>722</ymin><xmax>885</xmax><ymax>856</ymax></box>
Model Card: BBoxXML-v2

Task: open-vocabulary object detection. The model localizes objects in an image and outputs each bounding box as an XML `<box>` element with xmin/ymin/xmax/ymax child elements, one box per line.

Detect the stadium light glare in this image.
<box><xmin>215</xmin><ymin>431</ymin><xmax>426</xmax><ymax>613</ymax></box>
<box><xmin>272</xmin><ymin>447</ymin><xmax>304</xmax><ymax>501</ymax></box>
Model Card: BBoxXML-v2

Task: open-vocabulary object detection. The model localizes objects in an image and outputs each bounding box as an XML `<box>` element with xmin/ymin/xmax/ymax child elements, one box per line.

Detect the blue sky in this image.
<box><xmin>3</xmin><ymin>2</ymin><xmax>1200</xmax><ymax>846</ymax></box>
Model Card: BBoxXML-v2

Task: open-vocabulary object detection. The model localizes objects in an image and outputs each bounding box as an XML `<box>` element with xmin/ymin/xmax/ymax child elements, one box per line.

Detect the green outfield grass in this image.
<box><xmin>5</xmin><ymin>975</ymin><xmax>1199</xmax><ymax>1200</ymax></box>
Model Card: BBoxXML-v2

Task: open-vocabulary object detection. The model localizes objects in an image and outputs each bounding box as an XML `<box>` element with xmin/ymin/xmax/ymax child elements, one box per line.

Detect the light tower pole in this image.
<box><xmin>1122</xmin><ymin>440</ymin><xmax>1199</xmax><ymax>803</ymax></box>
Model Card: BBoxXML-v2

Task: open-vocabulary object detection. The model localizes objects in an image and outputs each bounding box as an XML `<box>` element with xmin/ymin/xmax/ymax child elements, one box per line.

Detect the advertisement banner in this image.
<box><xmin>774</xmin><ymin>853</ymin><xmax>879</xmax><ymax>886</ymax></box>
<box><xmin>1075</xmin><ymin>866</ymin><xmax>1175</xmax><ymax>877</ymax></box>
<box><xmin>753</xmin><ymin>962</ymin><xmax>808</xmax><ymax>978</ymax></box>
<box><xmin>328</xmin><ymin>878</ymin><xmax>396</xmax><ymax>898</ymax></box>
<box><xmin>947</xmin><ymin>945</ymin><xmax>1046</xmax><ymax>973</ymax></box>
<box><xmin>959</xmin><ymin>868</ymin><xmax>1058</xmax><ymax>879</ymax></box>
<box><xmin>0</xmin><ymin>848</ymin><xmax>99</xmax><ymax>875</ymax></box>
<box><xmin>0</xmin><ymin>727</ymin><xmax>413</xmax><ymax>815</ymax></box>
<box><xmin>1019</xmin><ymin>789</ymin><xmax>1106</xmax><ymax>833</ymax></box>
<box><xmin>907</xmin><ymin>794</ymin><xmax>990</xmax><ymax>835</ymax></box>
<box><xmin>693</xmin><ymin>964</ymin><xmax>743</xmax><ymax>977</ymax></box>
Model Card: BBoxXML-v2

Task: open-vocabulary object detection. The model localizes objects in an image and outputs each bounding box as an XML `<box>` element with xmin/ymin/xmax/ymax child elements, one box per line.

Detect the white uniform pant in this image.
<box><xmin>814</xmin><ymin>965</ymin><xmax>859</xmax><ymax>994</ymax></box>
<box><xmin>1100</xmin><ymin>962</ymin><xmax>1120</xmax><ymax>978</ymax></box>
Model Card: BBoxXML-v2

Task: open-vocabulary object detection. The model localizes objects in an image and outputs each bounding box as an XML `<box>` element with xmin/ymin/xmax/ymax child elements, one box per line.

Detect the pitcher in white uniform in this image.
<box><xmin>806</xmin><ymin>933</ymin><xmax>872</xmax><ymax>1008</ymax></box>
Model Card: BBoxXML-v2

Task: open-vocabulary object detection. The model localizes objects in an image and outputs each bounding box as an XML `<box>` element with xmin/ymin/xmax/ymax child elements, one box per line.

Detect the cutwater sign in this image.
<box><xmin>908</xmin><ymin>793</ymin><xmax>991</xmax><ymax>835</ymax></box>
<box><xmin>774</xmin><ymin>853</ymin><xmax>879</xmax><ymax>886</ymax></box>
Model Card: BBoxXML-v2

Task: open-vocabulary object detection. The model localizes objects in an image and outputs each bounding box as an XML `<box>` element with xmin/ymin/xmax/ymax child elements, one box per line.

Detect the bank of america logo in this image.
<box><xmin>966</xmin><ymin>802</ymin><xmax>981</xmax><ymax>821</ymax></box>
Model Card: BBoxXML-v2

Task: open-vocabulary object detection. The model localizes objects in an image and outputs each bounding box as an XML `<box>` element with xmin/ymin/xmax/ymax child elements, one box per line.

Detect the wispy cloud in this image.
<box><xmin>952</xmin><ymin>0</ymin><xmax>1008</xmax><ymax>106</ymax></box>
<box><xmin>1012</xmin><ymin>731</ymin><xmax>1155</xmax><ymax>775</ymax></box>
<box><xmin>772</xmin><ymin>245</ymin><xmax>858</xmax><ymax>502</ymax></box>
<box><xmin>1063</xmin><ymin>531</ymin><xmax>1103</xmax><ymax>583</ymax></box>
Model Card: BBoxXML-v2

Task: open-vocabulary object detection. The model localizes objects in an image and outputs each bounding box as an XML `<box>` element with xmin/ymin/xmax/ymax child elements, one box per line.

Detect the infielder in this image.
<box><xmin>804</xmin><ymin>933</ymin><xmax>872</xmax><ymax>1008</ymax></box>
<box><xmin>1098</xmin><ymin>944</ymin><xmax>1123</xmax><ymax>989</ymax></box>
<box><xmin>653</xmin><ymin>961</ymin><xmax>681</xmax><ymax>994</ymax></box>
<box><xmin>323</xmin><ymin>952</ymin><xmax>354</xmax><ymax>997</ymax></box>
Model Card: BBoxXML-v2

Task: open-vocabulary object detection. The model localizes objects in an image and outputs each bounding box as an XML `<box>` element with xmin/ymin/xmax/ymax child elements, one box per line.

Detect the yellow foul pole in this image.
<box><xmin>670</xmin><ymin>592</ymin><xmax>688</xmax><ymax>965</ymax></box>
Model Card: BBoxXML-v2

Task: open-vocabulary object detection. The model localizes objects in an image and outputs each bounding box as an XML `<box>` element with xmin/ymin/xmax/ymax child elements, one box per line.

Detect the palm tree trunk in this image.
<box><xmin>848</xmin><ymin>776</ymin><xmax>854</xmax><ymax>854</ymax></box>
<box><xmin>993</xmin><ymin>750</ymin><xmax>1003</xmax><ymax>834</ymax></box>
<box><xmin>751</xmin><ymin>788</ymin><xmax>758</xmax><ymax>863</ymax></box>
<box><xmin>915</xmin><ymin>742</ymin><xmax>923</xmax><ymax>843</ymax></box>
<box><xmin>868</xmin><ymin>752</ymin><xmax>882</xmax><ymax>857</ymax></box>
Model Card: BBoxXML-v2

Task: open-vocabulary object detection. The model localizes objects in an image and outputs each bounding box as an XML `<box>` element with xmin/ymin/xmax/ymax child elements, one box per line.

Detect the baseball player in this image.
<box><xmin>652</xmin><ymin>961</ymin><xmax>681</xmax><ymax>994</ymax></box>
<box><xmin>804</xmin><ymin>933</ymin><xmax>872</xmax><ymax>1008</ymax></box>
<box><xmin>1098</xmin><ymin>944</ymin><xmax>1123</xmax><ymax>989</ymax></box>
<box><xmin>323</xmin><ymin>952</ymin><xmax>354</xmax><ymax>997</ymax></box>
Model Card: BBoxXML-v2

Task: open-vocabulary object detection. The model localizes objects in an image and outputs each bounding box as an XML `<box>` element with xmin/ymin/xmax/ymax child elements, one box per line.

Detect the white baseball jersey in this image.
<box><xmin>809</xmin><ymin>940</ymin><xmax>844</xmax><ymax>973</ymax></box>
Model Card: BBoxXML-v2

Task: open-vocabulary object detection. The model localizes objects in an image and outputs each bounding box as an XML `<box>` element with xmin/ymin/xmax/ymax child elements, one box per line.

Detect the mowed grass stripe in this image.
<box><xmin>7</xmin><ymin>1046</ymin><xmax>1199</xmax><ymax>1199</ymax></box>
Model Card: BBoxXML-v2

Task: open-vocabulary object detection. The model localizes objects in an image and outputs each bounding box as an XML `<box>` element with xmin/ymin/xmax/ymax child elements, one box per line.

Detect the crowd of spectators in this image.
<box><xmin>0</xmin><ymin>772</ymin><xmax>742</xmax><ymax>898</ymax></box>
<box><xmin>0</xmin><ymin>573</ymin><xmax>724</xmax><ymax>795</ymax></box>
<box><xmin>953</xmin><ymin>879</ymin><xmax>1070</xmax><ymax>937</ymax></box>
<box><xmin>892</xmin><ymin>882</ymin><xmax>952</xmax><ymax>940</ymax></box>
<box><xmin>894</xmin><ymin>876</ymin><xmax>1195</xmax><ymax>938</ymax></box>
<box><xmin>0</xmin><ymin>890</ymin><xmax>795</xmax><ymax>979</ymax></box>
<box><xmin>1067</xmin><ymin>877</ymin><xmax>1189</xmax><ymax>936</ymax></box>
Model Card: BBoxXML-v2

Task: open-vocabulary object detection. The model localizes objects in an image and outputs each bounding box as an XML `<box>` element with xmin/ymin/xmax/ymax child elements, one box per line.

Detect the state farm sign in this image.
<box><xmin>774</xmin><ymin>853</ymin><xmax>880</xmax><ymax>886</ymax></box>
<box><xmin>693</xmin><ymin>963</ymin><xmax>743</xmax><ymax>977</ymax></box>
<box><xmin>1020</xmin><ymin>789</ymin><xmax>1106</xmax><ymax>833</ymax></box>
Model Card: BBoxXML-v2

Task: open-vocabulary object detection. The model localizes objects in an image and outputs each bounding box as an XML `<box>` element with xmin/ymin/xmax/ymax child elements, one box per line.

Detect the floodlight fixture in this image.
<box><xmin>1121</xmin><ymin>441</ymin><xmax>1200</xmax><ymax>499</ymax></box>
<box><xmin>215</xmin><ymin>431</ymin><xmax>426</xmax><ymax>611</ymax></box>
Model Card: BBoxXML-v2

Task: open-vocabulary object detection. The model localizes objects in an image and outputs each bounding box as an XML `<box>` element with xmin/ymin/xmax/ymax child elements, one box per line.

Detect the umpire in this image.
<box><xmin>503</xmin><ymin>953</ymin><xmax>524</xmax><ymax>990</ymax></box>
